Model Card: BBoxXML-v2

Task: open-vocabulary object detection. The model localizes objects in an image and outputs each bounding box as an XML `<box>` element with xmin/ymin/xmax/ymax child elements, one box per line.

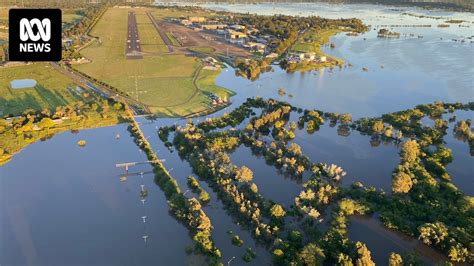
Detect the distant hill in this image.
<box><xmin>157</xmin><ymin>0</ymin><xmax>474</xmax><ymax>12</ymax></box>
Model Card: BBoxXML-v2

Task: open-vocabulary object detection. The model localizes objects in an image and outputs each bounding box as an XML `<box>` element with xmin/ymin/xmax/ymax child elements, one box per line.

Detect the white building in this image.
<box><xmin>230</xmin><ymin>24</ymin><xmax>245</xmax><ymax>31</ymax></box>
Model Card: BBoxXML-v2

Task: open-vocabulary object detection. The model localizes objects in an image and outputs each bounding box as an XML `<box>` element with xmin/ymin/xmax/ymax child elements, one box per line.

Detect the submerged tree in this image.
<box><xmin>296</xmin><ymin>243</ymin><xmax>325</xmax><ymax>265</ymax></box>
<box><xmin>388</xmin><ymin>252</ymin><xmax>403</xmax><ymax>266</ymax></box>
<box><xmin>270</xmin><ymin>204</ymin><xmax>286</xmax><ymax>218</ymax></box>
<box><xmin>355</xmin><ymin>241</ymin><xmax>375</xmax><ymax>266</ymax></box>
<box><xmin>400</xmin><ymin>140</ymin><xmax>420</xmax><ymax>164</ymax></box>
<box><xmin>235</xmin><ymin>165</ymin><xmax>254</xmax><ymax>183</ymax></box>
<box><xmin>392</xmin><ymin>171</ymin><xmax>413</xmax><ymax>194</ymax></box>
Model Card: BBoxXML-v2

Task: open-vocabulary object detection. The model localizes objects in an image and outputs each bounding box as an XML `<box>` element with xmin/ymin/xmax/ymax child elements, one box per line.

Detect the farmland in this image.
<box><xmin>74</xmin><ymin>7</ymin><xmax>232</xmax><ymax>117</ymax></box>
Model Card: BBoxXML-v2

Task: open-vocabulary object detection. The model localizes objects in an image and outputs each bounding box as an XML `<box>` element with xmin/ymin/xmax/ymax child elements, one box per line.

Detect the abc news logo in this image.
<box><xmin>9</xmin><ymin>9</ymin><xmax>61</xmax><ymax>61</ymax></box>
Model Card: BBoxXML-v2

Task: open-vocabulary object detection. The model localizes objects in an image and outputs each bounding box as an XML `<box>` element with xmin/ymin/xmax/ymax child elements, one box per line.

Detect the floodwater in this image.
<box><xmin>2</xmin><ymin>2</ymin><xmax>473</xmax><ymax>265</ymax></box>
<box><xmin>10</xmin><ymin>79</ymin><xmax>37</xmax><ymax>89</ymax></box>
<box><xmin>293</xmin><ymin>123</ymin><xmax>400</xmax><ymax>191</ymax></box>
<box><xmin>208</xmin><ymin>3</ymin><xmax>474</xmax><ymax>118</ymax></box>
<box><xmin>348</xmin><ymin>215</ymin><xmax>449</xmax><ymax>264</ymax></box>
<box><xmin>137</xmin><ymin>118</ymin><xmax>272</xmax><ymax>265</ymax></box>
<box><xmin>421</xmin><ymin>110</ymin><xmax>474</xmax><ymax>195</ymax></box>
<box><xmin>0</xmin><ymin>125</ymin><xmax>195</xmax><ymax>265</ymax></box>
<box><xmin>229</xmin><ymin>145</ymin><xmax>304</xmax><ymax>207</ymax></box>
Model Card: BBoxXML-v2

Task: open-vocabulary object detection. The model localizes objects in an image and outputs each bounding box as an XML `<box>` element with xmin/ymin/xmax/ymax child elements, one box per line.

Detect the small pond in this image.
<box><xmin>10</xmin><ymin>79</ymin><xmax>38</xmax><ymax>89</ymax></box>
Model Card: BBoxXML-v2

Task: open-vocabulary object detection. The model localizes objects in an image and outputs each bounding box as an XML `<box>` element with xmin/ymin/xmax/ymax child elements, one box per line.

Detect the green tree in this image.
<box><xmin>400</xmin><ymin>140</ymin><xmax>420</xmax><ymax>163</ymax></box>
<box><xmin>39</xmin><ymin>117</ymin><xmax>55</xmax><ymax>129</ymax></box>
<box><xmin>388</xmin><ymin>252</ymin><xmax>403</xmax><ymax>266</ymax></box>
<box><xmin>418</xmin><ymin>222</ymin><xmax>448</xmax><ymax>246</ymax></box>
<box><xmin>270</xmin><ymin>204</ymin><xmax>286</xmax><ymax>218</ymax></box>
<box><xmin>193</xmin><ymin>231</ymin><xmax>213</xmax><ymax>254</ymax></box>
<box><xmin>448</xmin><ymin>243</ymin><xmax>468</xmax><ymax>262</ymax></box>
<box><xmin>250</xmin><ymin>183</ymin><xmax>258</xmax><ymax>193</ymax></box>
<box><xmin>288</xmin><ymin>143</ymin><xmax>302</xmax><ymax>156</ymax></box>
<box><xmin>372</xmin><ymin>120</ymin><xmax>384</xmax><ymax>133</ymax></box>
<box><xmin>392</xmin><ymin>171</ymin><xmax>413</xmax><ymax>194</ymax></box>
<box><xmin>297</xmin><ymin>243</ymin><xmax>325</xmax><ymax>265</ymax></box>
<box><xmin>340</xmin><ymin>113</ymin><xmax>352</xmax><ymax>125</ymax></box>
<box><xmin>355</xmin><ymin>242</ymin><xmax>375</xmax><ymax>266</ymax></box>
<box><xmin>235</xmin><ymin>166</ymin><xmax>254</xmax><ymax>183</ymax></box>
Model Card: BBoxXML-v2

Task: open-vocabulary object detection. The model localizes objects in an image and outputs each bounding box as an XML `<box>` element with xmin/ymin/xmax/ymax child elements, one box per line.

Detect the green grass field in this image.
<box><xmin>75</xmin><ymin>7</ymin><xmax>232</xmax><ymax>117</ymax></box>
<box><xmin>289</xmin><ymin>29</ymin><xmax>344</xmax><ymax>71</ymax></box>
<box><xmin>0</xmin><ymin>63</ymin><xmax>82</xmax><ymax>116</ymax></box>
<box><xmin>196</xmin><ymin>69</ymin><xmax>234</xmax><ymax>99</ymax></box>
<box><xmin>62</xmin><ymin>13</ymin><xmax>84</xmax><ymax>30</ymax></box>
<box><xmin>135</xmin><ymin>11</ymin><xmax>169</xmax><ymax>54</ymax></box>
<box><xmin>165</xmin><ymin>32</ymin><xmax>180</xmax><ymax>46</ymax></box>
<box><xmin>150</xmin><ymin>8</ymin><xmax>215</xmax><ymax>20</ymax></box>
<box><xmin>292</xmin><ymin>29</ymin><xmax>340</xmax><ymax>54</ymax></box>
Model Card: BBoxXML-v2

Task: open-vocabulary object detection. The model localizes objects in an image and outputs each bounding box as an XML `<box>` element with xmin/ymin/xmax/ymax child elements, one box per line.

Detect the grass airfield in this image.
<box><xmin>75</xmin><ymin>7</ymin><xmax>233</xmax><ymax>117</ymax></box>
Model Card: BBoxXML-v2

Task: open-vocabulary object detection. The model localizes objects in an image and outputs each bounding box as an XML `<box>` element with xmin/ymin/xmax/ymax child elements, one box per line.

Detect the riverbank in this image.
<box><xmin>283</xmin><ymin>29</ymin><xmax>346</xmax><ymax>72</ymax></box>
<box><xmin>0</xmin><ymin>100</ymin><xmax>127</xmax><ymax>166</ymax></box>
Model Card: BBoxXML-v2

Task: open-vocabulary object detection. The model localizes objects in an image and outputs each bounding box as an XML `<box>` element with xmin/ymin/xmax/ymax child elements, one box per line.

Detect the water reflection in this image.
<box><xmin>348</xmin><ymin>215</ymin><xmax>449</xmax><ymax>264</ymax></box>
<box><xmin>229</xmin><ymin>145</ymin><xmax>303</xmax><ymax>207</ymax></box>
<box><xmin>0</xmin><ymin>125</ymin><xmax>193</xmax><ymax>265</ymax></box>
<box><xmin>137</xmin><ymin>118</ymin><xmax>272</xmax><ymax>265</ymax></box>
<box><xmin>209</xmin><ymin>3</ymin><xmax>473</xmax><ymax>118</ymax></box>
<box><xmin>293</xmin><ymin>123</ymin><xmax>400</xmax><ymax>191</ymax></box>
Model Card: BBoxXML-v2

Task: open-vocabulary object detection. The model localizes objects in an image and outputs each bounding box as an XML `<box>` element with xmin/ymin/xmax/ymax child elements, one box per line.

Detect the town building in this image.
<box><xmin>244</xmin><ymin>42</ymin><xmax>266</xmax><ymax>53</ymax></box>
<box><xmin>229</xmin><ymin>38</ymin><xmax>246</xmax><ymax>45</ymax></box>
<box><xmin>188</xmin><ymin>16</ymin><xmax>206</xmax><ymax>23</ymax></box>
<box><xmin>201</xmin><ymin>24</ymin><xmax>227</xmax><ymax>30</ymax></box>
<box><xmin>228</xmin><ymin>30</ymin><xmax>247</xmax><ymax>39</ymax></box>
<box><xmin>229</xmin><ymin>24</ymin><xmax>246</xmax><ymax>31</ymax></box>
<box><xmin>180</xmin><ymin>19</ymin><xmax>191</xmax><ymax>26</ymax></box>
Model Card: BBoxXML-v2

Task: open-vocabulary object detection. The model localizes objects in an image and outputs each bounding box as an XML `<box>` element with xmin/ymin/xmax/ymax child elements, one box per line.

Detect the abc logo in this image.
<box><xmin>20</xmin><ymin>18</ymin><xmax>51</xmax><ymax>42</ymax></box>
<box><xmin>9</xmin><ymin>9</ymin><xmax>61</xmax><ymax>61</ymax></box>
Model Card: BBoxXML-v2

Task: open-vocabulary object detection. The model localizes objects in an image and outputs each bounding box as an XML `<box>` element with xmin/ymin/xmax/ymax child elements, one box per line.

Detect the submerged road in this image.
<box><xmin>126</xmin><ymin>11</ymin><xmax>143</xmax><ymax>59</ymax></box>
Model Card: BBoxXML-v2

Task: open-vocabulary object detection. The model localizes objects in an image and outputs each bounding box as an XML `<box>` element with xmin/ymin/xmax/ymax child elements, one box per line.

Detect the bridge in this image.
<box><xmin>116</xmin><ymin>160</ymin><xmax>165</xmax><ymax>171</ymax></box>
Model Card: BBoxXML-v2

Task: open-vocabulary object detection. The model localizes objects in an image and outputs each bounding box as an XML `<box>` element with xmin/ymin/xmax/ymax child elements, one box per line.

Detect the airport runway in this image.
<box><xmin>126</xmin><ymin>11</ymin><xmax>143</xmax><ymax>60</ymax></box>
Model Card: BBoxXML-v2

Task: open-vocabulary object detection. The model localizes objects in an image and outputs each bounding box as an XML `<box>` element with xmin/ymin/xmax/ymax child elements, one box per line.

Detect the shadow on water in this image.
<box><xmin>228</xmin><ymin>145</ymin><xmax>303</xmax><ymax>208</ymax></box>
<box><xmin>137</xmin><ymin>118</ymin><xmax>272</xmax><ymax>265</ymax></box>
<box><xmin>293</xmin><ymin>123</ymin><xmax>400</xmax><ymax>191</ymax></box>
<box><xmin>348</xmin><ymin>215</ymin><xmax>450</xmax><ymax>264</ymax></box>
<box><xmin>421</xmin><ymin>110</ymin><xmax>473</xmax><ymax>196</ymax></box>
